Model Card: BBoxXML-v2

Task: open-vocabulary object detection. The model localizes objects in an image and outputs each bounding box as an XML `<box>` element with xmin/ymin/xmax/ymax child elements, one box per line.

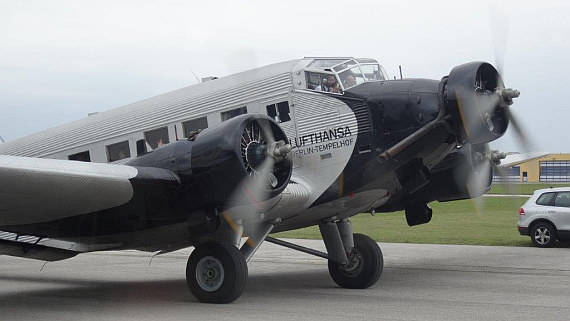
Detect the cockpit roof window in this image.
<box><xmin>307</xmin><ymin>59</ymin><xmax>346</xmax><ymax>68</ymax></box>
<box><xmin>332</xmin><ymin>59</ymin><xmax>358</xmax><ymax>72</ymax></box>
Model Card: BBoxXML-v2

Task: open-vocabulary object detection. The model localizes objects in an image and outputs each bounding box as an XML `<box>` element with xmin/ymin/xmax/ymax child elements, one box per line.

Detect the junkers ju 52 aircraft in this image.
<box><xmin>0</xmin><ymin>57</ymin><xmax>523</xmax><ymax>303</ymax></box>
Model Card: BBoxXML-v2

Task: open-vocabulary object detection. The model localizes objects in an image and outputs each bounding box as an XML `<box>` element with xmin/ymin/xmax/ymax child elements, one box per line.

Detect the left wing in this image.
<box><xmin>0</xmin><ymin>155</ymin><xmax>179</xmax><ymax>226</ymax></box>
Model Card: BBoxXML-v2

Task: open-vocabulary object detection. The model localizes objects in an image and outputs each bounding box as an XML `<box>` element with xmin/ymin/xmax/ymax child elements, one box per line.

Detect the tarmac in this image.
<box><xmin>1</xmin><ymin>239</ymin><xmax>569</xmax><ymax>321</ymax></box>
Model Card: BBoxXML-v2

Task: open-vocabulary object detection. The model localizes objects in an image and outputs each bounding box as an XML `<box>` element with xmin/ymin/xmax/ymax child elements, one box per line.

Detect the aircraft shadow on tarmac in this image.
<box><xmin>0</xmin><ymin>269</ymin><xmax>351</xmax><ymax>306</ymax></box>
<box><xmin>0</xmin><ymin>266</ymin><xmax>446</xmax><ymax>308</ymax></box>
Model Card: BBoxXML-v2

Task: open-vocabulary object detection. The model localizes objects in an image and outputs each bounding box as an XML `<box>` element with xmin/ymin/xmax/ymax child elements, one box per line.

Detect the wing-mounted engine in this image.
<box><xmin>414</xmin><ymin>143</ymin><xmax>494</xmax><ymax>202</ymax></box>
<box><xmin>379</xmin><ymin>143</ymin><xmax>500</xmax><ymax>215</ymax></box>
<box><xmin>444</xmin><ymin>62</ymin><xmax>519</xmax><ymax>145</ymax></box>
<box><xmin>189</xmin><ymin>114</ymin><xmax>293</xmax><ymax>205</ymax></box>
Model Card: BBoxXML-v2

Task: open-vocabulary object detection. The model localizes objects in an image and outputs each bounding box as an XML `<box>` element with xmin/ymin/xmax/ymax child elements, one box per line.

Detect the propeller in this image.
<box><xmin>221</xmin><ymin>118</ymin><xmax>292</xmax><ymax>249</ymax></box>
<box><xmin>463</xmin><ymin>144</ymin><xmax>507</xmax><ymax>216</ymax></box>
<box><xmin>459</xmin><ymin>3</ymin><xmax>540</xmax><ymax>214</ymax></box>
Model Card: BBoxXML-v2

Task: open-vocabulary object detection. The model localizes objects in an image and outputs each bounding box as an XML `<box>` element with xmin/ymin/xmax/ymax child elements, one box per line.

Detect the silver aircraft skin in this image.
<box><xmin>0</xmin><ymin>57</ymin><xmax>524</xmax><ymax>303</ymax></box>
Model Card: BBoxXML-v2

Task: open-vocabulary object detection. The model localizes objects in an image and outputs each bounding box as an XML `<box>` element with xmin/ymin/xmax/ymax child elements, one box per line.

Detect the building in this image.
<box><xmin>494</xmin><ymin>154</ymin><xmax>570</xmax><ymax>183</ymax></box>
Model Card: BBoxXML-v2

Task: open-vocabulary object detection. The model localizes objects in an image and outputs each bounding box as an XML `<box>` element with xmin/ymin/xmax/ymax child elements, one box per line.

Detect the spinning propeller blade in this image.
<box><xmin>222</xmin><ymin>118</ymin><xmax>291</xmax><ymax>247</ymax></box>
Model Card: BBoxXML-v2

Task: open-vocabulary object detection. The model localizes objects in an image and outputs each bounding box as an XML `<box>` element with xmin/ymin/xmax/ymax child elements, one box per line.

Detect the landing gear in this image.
<box><xmin>328</xmin><ymin>233</ymin><xmax>383</xmax><ymax>289</ymax></box>
<box><xmin>266</xmin><ymin>219</ymin><xmax>384</xmax><ymax>290</ymax></box>
<box><xmin>186</xmin><ymin>242</ymin><xmax>248</xmax><ymax>303</ymax></box>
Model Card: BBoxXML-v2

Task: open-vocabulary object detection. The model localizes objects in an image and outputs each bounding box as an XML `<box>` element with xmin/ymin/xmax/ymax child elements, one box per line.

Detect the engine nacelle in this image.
<box><xmin>409</xmin><ymin>143</ymin><xmax>493</xmax><ymax>203</ymax></box>
<box><xmin>445</xmin><ymin>62</ymin><xmax>509</xmax><ymax>145</ymax></box>
<box><xmin>129</xmin><ymin>114</ymin><xmax>292</xmax><ymax>206</ymax></box>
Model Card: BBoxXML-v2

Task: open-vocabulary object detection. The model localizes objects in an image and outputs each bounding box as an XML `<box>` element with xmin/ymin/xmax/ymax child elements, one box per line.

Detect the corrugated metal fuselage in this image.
<box><xmin>0</xmin><ymin>59</ymin><xmax>456</xmax><ymax>249</ymax></box>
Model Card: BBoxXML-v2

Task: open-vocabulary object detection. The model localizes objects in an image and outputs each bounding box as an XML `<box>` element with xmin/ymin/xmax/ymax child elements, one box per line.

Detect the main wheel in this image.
<box><xmin>328</xmin><ymin>233</ymin><xmax>383</xmax><ymax>289</ymax></box>
<box><xmin>186</xmin><ymin>242</ymin><xmax>248</xmax><ymax>303</ymax></box>
<box><xmin>531</xmin><ymin>222</ymin><xmax>557</xmax><ymax>248</ymax></box>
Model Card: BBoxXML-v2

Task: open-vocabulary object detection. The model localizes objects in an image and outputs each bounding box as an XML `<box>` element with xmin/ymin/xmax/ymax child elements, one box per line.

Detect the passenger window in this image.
<box><xmin>554</xmin><ymin>192</ymin><xmax>570</xmax><ymax>207</ymax></box>
<box><xmin>221</xmin><ymin>107</ymin><xmax>247</xmax><ymax>121</ymax></box>
<box><xmin>68</xmin><ymin>151</ymin><xmax>91</xmax><ymax>162</ymax></box>
<box><xmin>144</xmin><ymin>127</ymin><xmax>169</xmax><ymax>149</ymax></box>
<box><xmin>136</xmin><ymin>139</ymin><xmax>148</xmax><ymax>157</ymax></box>
<box><xmin>106</xmin><ymin>141</ymin><xmax>131</xmax><ymax>162</ymax></box>
<box><xmin>183</xmin><ymin>117</ymin><xmax>208</xmax><ymax>137</ymax></box>
<box><xmin>265</xmin><ymin>101</ymin><xmax>291</xmax><ymax>123</ymax></box>
<box><xmin>536</xmin><ymin>193</ymin><xmax>556</xmax><ymax>206</ymax></box>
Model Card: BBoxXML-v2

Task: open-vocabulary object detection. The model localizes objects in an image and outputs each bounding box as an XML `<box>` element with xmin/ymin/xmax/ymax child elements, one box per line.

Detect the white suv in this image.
<box><xmin>518</xmin><ymin>187</ymin><xmax>570</xmax><ymax>247</ymax></box>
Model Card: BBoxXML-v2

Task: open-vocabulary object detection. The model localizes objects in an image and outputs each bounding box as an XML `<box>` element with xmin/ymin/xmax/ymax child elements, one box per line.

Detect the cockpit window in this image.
<box><xmin>303</xmin><ymin>57</ymin><xmax>386</xmax><ymax>93</ymax></box>
<box><xmin>339</xmin><ymin>67</ymin><xmax>365</xmax><ymax>89</ymax></box>
<box><xmin>305</xmin><ymin>72</ymin><xmax>342</xmax><ymax>94</ymax></box>
<box><xmin>360</xmin><ymin>64</ymin><xmax>385</xmax><ymax>81</ymax></box>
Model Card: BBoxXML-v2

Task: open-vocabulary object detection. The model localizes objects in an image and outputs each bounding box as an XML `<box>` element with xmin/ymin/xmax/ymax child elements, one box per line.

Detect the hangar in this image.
<box><xmin>494</xmin><ymin>154</ymin><xmax>570</xmax><ymax>183</ymax></box>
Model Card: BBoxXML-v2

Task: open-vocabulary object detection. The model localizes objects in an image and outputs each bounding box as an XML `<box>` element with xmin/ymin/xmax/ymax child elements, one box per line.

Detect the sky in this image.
<box><xmin>1</xmin><ymin>0</ymin><xmax>569</xmax><ymax>153</ymax></box>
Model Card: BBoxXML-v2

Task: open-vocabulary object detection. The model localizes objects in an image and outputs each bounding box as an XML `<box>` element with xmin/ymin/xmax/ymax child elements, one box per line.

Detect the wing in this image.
<box><xmin>0</xmin><ymin>155</ymin><xmax>179</xmax><ymax>226</ymax></box>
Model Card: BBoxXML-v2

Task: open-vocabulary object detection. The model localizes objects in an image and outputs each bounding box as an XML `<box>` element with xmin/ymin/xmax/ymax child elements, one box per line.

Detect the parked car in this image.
<box><xmin>518</xmin><ymin>187</ymin><xmax>570</xmax><ymax>247</ymax></box>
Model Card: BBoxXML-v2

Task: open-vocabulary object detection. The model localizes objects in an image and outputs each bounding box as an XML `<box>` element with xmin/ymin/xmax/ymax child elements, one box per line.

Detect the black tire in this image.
<box><xmin>328</xmin><ymin>233</ymin><xmax>383</xmax><ymax>289</ymax></box>
<box><xmin>530</xmin><ymin>222</ymin><xmax>557</xmax><ymax>248</ymax></box>
<box><xmin>186</xmin><ymin>242</ymin><xmax>248</xmax><ymax>303</ymax></box>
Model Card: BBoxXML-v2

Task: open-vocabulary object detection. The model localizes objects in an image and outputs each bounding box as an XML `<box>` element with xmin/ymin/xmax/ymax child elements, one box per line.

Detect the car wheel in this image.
<box><xmin>530</xmin><ymin>222</ymin><xmax>557</xmax><ymax>248</ymax></box>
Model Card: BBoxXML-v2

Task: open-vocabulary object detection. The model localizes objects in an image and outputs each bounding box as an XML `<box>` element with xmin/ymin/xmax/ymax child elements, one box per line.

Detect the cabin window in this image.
<box><xmin>136</xmin><ymin>139</ymin><xmax>148</xmax><ymax>157</ymax></box>
<box><xmin>106</xmin><ymin>141</ymin><xmax>131</xmax><ymax>162</ymax></box>
<box><xmin>68</xmin><ymin>151</ymin><xmax>91</xmax><ymax>162</ymax></box>
<box><xmin>183</xmin><ymin>117</ymin><xmax>208</xmax><ymax>137</ymax></box>
<box><xmin>221</xmin><ymin>107</ymin><xmax>247</xmax><ymax>121</ymax></box>
<box><xmin>144</xmin><ymin>127</ymin><xmax>169</xmax><ymax>149</ymax></box>
<box><xmin>266</xmin><ymin>101</ymin><xmax>291</xmax><ymax>123</ymax></box>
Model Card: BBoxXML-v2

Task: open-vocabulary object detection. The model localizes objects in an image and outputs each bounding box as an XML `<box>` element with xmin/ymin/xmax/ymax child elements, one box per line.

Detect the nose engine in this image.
<box><xmin>444</xmin><ymin>62</ymin><xmax>519</xmax><ymax>145</ymax></box>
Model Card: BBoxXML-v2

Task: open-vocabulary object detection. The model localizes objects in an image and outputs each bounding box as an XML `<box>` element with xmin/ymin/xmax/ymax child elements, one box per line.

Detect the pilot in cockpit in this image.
<box><xmin>344</xmin><ymin>75</ymin><xmax>357</xmax><ymax>89</ymax></box>
<box><xmin>315</xmin><ymin>75</ymin><xmax>340</xmax><ymax>93</ymax></box>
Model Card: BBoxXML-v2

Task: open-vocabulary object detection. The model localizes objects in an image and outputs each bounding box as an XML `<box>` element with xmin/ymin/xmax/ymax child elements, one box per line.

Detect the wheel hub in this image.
<box><xmin>341</xmin><ymin>251</ymin><xmax>364</xmax><ymax>275</ymax></box>
<box><xmin>534</xmin><ymin>227</ymin><xmax>551</xmax><ymax>245</ymax></box>
<box><xmin>196</xmin><ymin>256</ymin><xmax>225</xmax><ymax>292</ymax></box>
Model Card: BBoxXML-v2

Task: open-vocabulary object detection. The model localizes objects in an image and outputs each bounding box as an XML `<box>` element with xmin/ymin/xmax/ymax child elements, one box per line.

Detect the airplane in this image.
<box><xmin>0</xmin><ymin>57</ymin><xmax>525</xmax><ymax>303</ymax></box>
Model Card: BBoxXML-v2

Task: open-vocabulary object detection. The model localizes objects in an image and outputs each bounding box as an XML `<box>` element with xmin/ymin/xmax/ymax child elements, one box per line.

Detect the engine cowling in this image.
<box><xmin>444</xmin><ymin>62</ymin><xmax>509</xmax><ymax>145</ymax></box>
<box><xmin>190</xmin><ymin>114</ymin><xmax>292</xmax><ymax>205</ymax></box>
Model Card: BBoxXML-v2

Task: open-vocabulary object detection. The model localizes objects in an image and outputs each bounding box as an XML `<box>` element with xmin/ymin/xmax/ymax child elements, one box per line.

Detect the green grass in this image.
<box><xmin>488</xmin><ymin>183</ymin><xmax>568</xmax><ymax>195</ymax></box>
<box><xmin>274</xmin><ymin>197</ymin><xmax>533</xmax><ymax>246</ymax></box>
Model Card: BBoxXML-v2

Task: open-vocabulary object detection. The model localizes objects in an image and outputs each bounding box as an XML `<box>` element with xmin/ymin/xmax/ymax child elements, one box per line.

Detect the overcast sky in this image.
<box><xmin>1</xmin><ymin>0</ymin><xmax>569</xmax><ymax>153</ymax></box>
